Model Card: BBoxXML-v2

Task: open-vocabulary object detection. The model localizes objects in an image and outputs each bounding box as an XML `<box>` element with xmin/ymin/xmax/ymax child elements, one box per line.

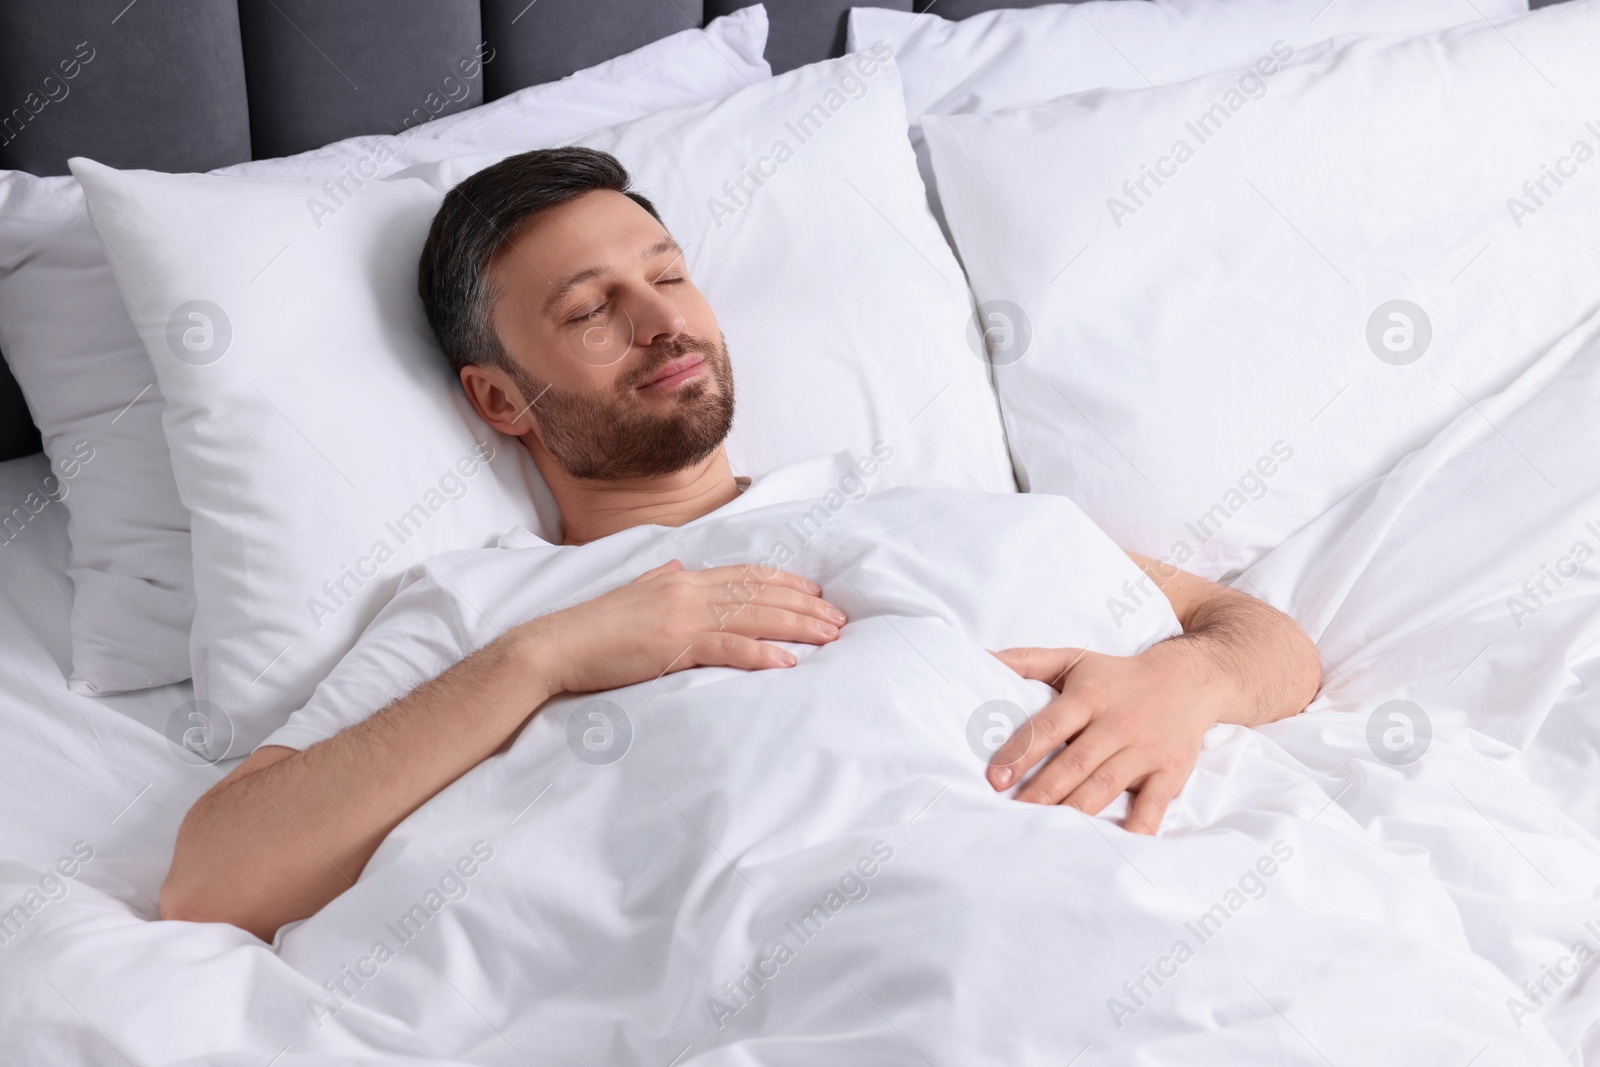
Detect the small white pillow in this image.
<box><xmin>923</xmin><ymin>0</ymin><xmax>1600</xmax><ymax>579</ymax></box>
<box><xmin>0</xmin><ymin>6</ymin><xmax>771</xmax><ymax>695</ymax></box>
<box><xmin>848</xmin><ymin>0</ymin><xmax>1528</xmax><ymax>230</ymax></box>
<box><xmin>74</xmin><ymin>51</ymin><xmax>1011</xmax><ymax>752</ymax></box>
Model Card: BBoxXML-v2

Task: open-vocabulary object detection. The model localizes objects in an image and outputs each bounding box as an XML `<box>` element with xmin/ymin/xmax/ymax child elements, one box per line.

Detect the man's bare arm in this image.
<box><xmin>986</xmin><ymin>551</ymin><xmax>1321</xmax><ymax>833</ymax></box>
<box><xmin>159</xmin><ymin>562</ymin><xmax>846</xmax><ymax>941</ymax></box>
<box><xmin>1126</xmin><ymin>550</ymin><xmax>1322</xmax><ymax>728</ymax></box>
<box><xmin>159</xmin><ymin>633</ymin><xmax>557</xmax><ymax>940</ymax></box>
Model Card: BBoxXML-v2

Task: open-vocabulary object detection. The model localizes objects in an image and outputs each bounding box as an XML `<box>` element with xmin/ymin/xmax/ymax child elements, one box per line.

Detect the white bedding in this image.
<box><xmin>0</xmin><ymin>455</ymin><xmax>208</xmax><ymax>885</ymax></box>
<box><xmin>5</xmin><ymin>313</ymin><xmax>1600</xmax><ymax>1063</ymax></box>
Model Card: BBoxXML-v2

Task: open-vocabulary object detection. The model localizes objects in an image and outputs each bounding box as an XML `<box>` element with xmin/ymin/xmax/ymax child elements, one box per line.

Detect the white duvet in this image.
<box><xmin>6</xmin><ymin>318</ymin><xmax>1600</xmax><ymax>1064</ymax></box>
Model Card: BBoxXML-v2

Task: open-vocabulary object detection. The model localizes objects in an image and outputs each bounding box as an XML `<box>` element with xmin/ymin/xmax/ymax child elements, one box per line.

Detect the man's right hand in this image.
<box><xmin>161</xmin><ymin>559</ymin><xmax>845</xmax><ymax>940</ymax></box>
<box><xmin>520</xmin><ymin>559</ymin><xmax>847</xmax><ymax>696</ymax></box>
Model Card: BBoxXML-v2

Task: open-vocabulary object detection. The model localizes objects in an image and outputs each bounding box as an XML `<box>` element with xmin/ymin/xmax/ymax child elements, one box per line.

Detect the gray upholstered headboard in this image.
<box><xmin>0</xmin><ymin>0</ymin><xmax>1569</xmax><ymax>461</ymax></box>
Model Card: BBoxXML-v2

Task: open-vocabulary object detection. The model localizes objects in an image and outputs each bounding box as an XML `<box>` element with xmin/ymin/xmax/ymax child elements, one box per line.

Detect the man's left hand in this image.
<box><xmin>985</xmin><ymin>644</ymin><xmax>1221</xmax><ymax>834</ymax></box>
<box><xmin>984</xmin><ymin>553</ymin><xmax>1321</xmax><ymax>834</ymax></box>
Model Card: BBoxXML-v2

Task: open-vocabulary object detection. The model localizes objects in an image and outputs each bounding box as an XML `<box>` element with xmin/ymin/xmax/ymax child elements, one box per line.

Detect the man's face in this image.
<box><xmin>480</xmin><ymin>189</ymin><xmax>734</xmax><ymax>481</ymax></box>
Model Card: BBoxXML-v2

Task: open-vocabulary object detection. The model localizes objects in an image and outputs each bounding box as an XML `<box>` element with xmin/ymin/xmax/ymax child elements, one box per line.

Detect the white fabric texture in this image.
<box><xmin>848</xmin><ymin>0</ymin><xmax>1528</xmax><ymax>232</ymax></box>
<box><xmin>7</xmin><ymin>310</ymin><xmax>1600</xmax><ymax>1064</ymax></box>
<box><xmin>922</xmin><ymin>0</ymin><xmax>1600</xmax><ymax>580</ymax></box>
<box><xmin>259</xmin><ymin>447</ymin><xmax>1136</xmax><ymax>754</ymax></box>
<box><xmin>1241</xmin><ymin>305</ymin><xmax>1600</xmax><ymax>1061</ymax></box>
<box><xmin>0</xmin><ymin>6</ymin><xmax>772</xmax><ymax>696</ymax></box>
<box><xmin>0</xmin><ymin>453</ymin><xmax>211</xmax><ymax>938</ymax></box>
<box><xmin>71</xmin><ymin>51</ymin><xmax>1012</xmax><ymax>753</ymax></box>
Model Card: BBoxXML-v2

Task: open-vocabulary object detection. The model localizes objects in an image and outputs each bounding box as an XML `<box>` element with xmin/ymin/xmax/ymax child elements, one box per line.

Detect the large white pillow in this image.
<box><xmin>73</xmin><ymin>51</ymin><xmax>1012</xmax><ymax>753</ymax></box>
<box><xmin>0</xmin><ymin>6</ymin><xmax>770</xmax><ymax>696</ymax></box>
<box><xmin>848</xmin><ymin>0</ymin><xmax>1527</xmax><ymax>231</ymax></box>
<box><xmin>922</xmin><ymin>0</ymin><xmax>1600</xmax><ymax>580</ymax></box>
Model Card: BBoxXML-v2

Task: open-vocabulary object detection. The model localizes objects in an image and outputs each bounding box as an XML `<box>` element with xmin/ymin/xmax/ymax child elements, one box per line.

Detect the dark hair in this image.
<box><xmin>417</xmin><ymin>146</ymin><xmax>661</xmax><ymax>375</ymax></box>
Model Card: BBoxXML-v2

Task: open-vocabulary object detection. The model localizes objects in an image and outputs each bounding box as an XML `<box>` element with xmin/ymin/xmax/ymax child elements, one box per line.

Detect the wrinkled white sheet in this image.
<box><xmin>5</xmin><ymin>312</ymin><xmax>1600</xmax><ymax>1064</ymax></box>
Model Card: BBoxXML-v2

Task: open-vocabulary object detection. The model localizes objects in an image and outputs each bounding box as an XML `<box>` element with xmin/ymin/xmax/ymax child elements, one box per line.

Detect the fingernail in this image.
<box><xmin>781</xmin><ymin>651</ymin><xmax>797</xmax><ymax>666</ymax></box>
<box><xmin>991</xmin><ymin>766</ymin><xmax>1013</xmax><ymax>789</ymax></box>
<box><xmin>806</xmin><ymin>580</ymin><xmax>823</xmax><ymax>594</ymax></box>
<box><xmin>826</xmin><ymin>607</ymin><xmax>846</xmax><ymax>624</ymax></box>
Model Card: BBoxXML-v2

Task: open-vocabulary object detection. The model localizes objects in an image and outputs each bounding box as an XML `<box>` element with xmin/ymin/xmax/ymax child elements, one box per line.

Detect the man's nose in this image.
<box><xmin>626</xmin><ymin>281</ymin><xmax>687</xmax><ymax>350</ymax></box>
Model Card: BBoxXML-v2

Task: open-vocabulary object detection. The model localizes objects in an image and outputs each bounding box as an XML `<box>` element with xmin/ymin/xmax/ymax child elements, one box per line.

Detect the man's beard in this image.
<box><xmin>505</xmin><ymin>332</ymin><xmax>736</xmax><ymax>482</ymax></box>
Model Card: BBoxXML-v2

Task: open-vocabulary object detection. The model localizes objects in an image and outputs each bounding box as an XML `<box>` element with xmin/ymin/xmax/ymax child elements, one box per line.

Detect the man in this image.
<box><xmin>158</xmin><ymin>148</ymin><xmax>1320</xmax><ymax>941</ymax></box>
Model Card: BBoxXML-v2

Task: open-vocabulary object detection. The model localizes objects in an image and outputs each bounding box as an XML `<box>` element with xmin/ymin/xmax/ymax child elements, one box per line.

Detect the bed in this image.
<box><xmin>3</xmin><ymin>1</ymin><xmax>1600</xmax><ymax>1064</ymax></box>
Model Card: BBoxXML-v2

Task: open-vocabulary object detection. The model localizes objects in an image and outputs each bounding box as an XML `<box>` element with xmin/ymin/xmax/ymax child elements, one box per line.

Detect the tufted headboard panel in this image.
<box><xmin>0</xmin><ymin>0</ymin><xmax>935</xmax><ymax>177</ymax></box>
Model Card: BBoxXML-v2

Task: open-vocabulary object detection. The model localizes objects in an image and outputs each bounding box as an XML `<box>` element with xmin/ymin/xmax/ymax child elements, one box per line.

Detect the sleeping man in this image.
<box><xmin>158</xmin><ymin>148</ymin><xmax>1321</xmax><ymax>942</ymax></box>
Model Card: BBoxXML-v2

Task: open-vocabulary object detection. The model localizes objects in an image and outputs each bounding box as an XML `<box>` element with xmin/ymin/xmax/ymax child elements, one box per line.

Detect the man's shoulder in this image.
<box><xmin>381</xmin><ymin>530</ymin><xmax>564</xmax><ymax>631</ymax></box>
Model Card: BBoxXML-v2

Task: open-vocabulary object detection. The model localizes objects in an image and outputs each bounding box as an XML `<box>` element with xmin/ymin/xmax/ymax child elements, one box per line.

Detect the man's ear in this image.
<box><xmin>460</xmin><ymin>362</ymin><xmax>539</xmax><ymax>439</ymax></box>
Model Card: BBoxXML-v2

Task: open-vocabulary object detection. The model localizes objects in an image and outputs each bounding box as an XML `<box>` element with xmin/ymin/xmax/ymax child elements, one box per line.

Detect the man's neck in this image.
<box><xmin>528</xmin><ymin>439</ymin><xmax>743</xmax><ymax>546</ymax></box>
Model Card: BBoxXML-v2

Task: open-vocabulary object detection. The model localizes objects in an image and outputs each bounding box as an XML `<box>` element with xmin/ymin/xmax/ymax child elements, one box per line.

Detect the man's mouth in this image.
<box><xmin>637</xmin><ymin>353</ymin><xmax>707</xmax><ymax>393</ymax></box>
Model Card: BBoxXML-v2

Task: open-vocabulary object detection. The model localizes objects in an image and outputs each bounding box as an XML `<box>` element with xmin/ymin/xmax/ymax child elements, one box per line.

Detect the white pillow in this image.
<box><xmin>922</xmin><ymin>0</ymin><xmax>1600</xmax><ymax>580</ymax></box>
<box><xmin>73</xmin><ymin>51</ymin><xmax>1012</xmax><ymax>753</ymax></box>
<box><xmin>848</xmin><ymin>0</ymin><xmax>1528</xmax><ymax>231</ymax></box>
<box><xmin>0</xmin><ymin>6</ymin><xmax>771</xmax><ymax>696</ymax></box>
